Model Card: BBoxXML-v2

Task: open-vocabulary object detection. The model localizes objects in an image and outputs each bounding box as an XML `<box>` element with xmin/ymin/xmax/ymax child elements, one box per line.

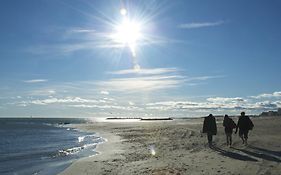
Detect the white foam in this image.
<box><xmin>78</xmin><ymin>136</ymin><xmax>85</xmax><ymax>142</ymax></box>
<box><xmin>58</xmin><ymin>146</ymin><xmax>83</xmax><ymax>156</ymax></box>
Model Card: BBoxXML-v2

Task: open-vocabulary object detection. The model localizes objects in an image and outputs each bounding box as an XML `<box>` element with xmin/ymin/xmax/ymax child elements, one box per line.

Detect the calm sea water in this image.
<box><xmin>0</xmin><ymin>118</ymin><xmax>103</xmax><ymax>175</ymax></box>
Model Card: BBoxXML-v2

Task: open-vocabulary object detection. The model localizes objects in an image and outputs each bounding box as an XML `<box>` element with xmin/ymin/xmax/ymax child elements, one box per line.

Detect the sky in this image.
<box><xmin>0</xmin><ymin>0</ymin><xmax>281</xmax><ymax>118</ymax></box>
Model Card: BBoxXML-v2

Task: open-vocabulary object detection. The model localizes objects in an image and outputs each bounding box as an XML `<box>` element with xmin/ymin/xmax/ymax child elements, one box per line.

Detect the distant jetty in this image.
<box><xmin>106</xmin><ymin>117</ymin><xmax>141</xmax><ymax>120</ymax></box>
<box><xmin>106</xmin><ymin>117</ymin><xmax>173</xmax><ymax>121</ymax></box>
<box><xmin>140</xmin><ymin>117</ymin><xmax>173</xmax><ymax>121</ymax></box>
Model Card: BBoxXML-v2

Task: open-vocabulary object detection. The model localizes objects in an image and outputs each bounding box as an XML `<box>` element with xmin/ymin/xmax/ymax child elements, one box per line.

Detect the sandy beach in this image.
<box><xmin>59</xmin><ymin>117</ymin><xmax>281</xmax><ymax>175</ymax></box>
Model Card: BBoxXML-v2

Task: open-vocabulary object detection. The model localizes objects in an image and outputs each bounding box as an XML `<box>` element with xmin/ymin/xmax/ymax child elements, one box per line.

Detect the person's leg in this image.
<box><xmin>244</xmin><ymin>130</ymin><xmax>249</xmax><ymax>145</ymax></box>
<box><xmin>226</xmin><ymin>134</ymin><xmax>229</xmax><ymax>145</ymax></box>
<box><xmin>207</xmin><ymin>133</ymin><xmax>212</xmax><ymax>146</ymax></box>
<box><xmin>239</xmin><ymin>130</ymin><xmax>245</xmax><ymax>144</ymax></box>
<box><xmin>225</xmin><ymin>129</ymin><xmax>229</xmax><ymax>146</ymax></box>
<box><xmin>226</xmin><ymin>133</ymin><xmax>232</xmax><ymax>147</ymax></box>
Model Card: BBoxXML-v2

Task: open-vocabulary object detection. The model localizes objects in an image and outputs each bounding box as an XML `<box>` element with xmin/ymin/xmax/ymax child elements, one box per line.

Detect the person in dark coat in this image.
<box><xmin>223</xmin><ymin>114</ymin><xmax>237</xmax><ymax>147</ymax></box>
<box><xmin>235</xmin><ymin>112</ymin><xmax>254</xmax><ymax>145</ymax></box>
<box><xmin>203</xmin><ymin>114</ymin><xmax>217</xmax><ymax>146</ymax></box>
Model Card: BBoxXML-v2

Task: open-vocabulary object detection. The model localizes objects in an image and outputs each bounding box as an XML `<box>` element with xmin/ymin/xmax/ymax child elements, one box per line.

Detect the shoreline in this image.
<box><xmin>58</xmin><ymin>122</ymin><xmax>125</xmax><ymax>175</ymax></box>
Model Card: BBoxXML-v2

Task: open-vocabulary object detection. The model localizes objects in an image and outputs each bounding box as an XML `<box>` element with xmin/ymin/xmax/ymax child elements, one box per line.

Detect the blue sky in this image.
<box><xmin>1</xmin><ymin>0</ymin><xmax>281</xmax><ymax>118</ymax></box>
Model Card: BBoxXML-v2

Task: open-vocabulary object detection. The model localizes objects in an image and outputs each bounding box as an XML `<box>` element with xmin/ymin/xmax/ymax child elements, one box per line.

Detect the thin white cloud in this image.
<box><xmin>146</xmin><ymin>101</ymin><xmax>213</xmax><ymax>111</ymax></box>
<box><xmin>146</xmin><ymin>92</ymin><xmax>281</xmax><ymax>112</ymax></box>
<box><xmin>67</xmin><ymin>28</ymin><xmax>96</xmax><ymax>34</ymax></box>
<box><xmin>30</xmin><ymin>97</ymin><xmax>98</xmax><ymax>105</ymax></box>
<box><xmin>97</xmin><ymin>75</ymin><xmax>185</xmax><ymax>92</ymax></box>
<box><xmin>274</xmin><ymin>101</ymin><xmax>281</xmax><ymax>108</ymax></box>
<box><xmin>128</xmin><ymin>101</ymin><xmax>135</xmax><ymax>105</ymax></box>
<box><xmin>23</xmin><ymin>79</ymin><xmax>48</xmax><ymax>83</ymax></box>
<box><xmin>100</xmin><ymin>90</ymin><xmax>109</xmax><ymax>95</ymax></box>
<box><xmin>146</xmin><ymin>100</ymin><xmax>222</xmax><ymax>111</ymax></box>
<box><xmin>207</xmin><ymin>97</ymin><xmax>246</xmax><ymax>103</ymax></box>
<box><xmin>146</xmin><ymin>100</ymin><xmax>245</xmax><ymax>111</ymax></box>
<box><xmin>29</xmin><ymin>89</ymin><xmax>56</xmax><ymax>96</ymax></box>
<box><xmin>70</xmin><ymin>104</ymin><xmax>142</xmax><ymax>111</ymax></box>
<box><xmin>251</xmin><ymin>91</ymin><xmax>281</xmax><ymax>99</ymax></box>
<box><xmin>186</xmin><ymin>75</ymin><xmax>225</xmax><ymax>81</ymax></box>
<box><xmin>178</xmin><ymin>20</ymin><xmax>224</xmax><ymax>29</ymax></box>
<box><xmin>26</xmin><ymin>40</ymin><xmax>122</xmax><ymax>55</ymax></box>
<box><xmin>99</xmin><ymin>99</ymin><xmax>107</xmax><ymax>103</ymax></box>
<box><xmin>98</xmin><ymin>68</ymin><xmax>224</xmax><ymax>92</ymax></box>
<box><xmin>15</xmin><ymin>95</ymin><xmax>119</xmax><ymax>107</ymax></box>
<box><xmin>253</xmin><ymin>101</ymin><xmax>278</xmax><ymax>109</ymax></box>
<box><xmin>109</xmin><ymin>68</ymin><xmax>179</xmax><ymax>75</ymax></box>
<box><xmin>103</xmin><ymin>97</ymin><xmax>115</xmax><ymax>101</ymax></box>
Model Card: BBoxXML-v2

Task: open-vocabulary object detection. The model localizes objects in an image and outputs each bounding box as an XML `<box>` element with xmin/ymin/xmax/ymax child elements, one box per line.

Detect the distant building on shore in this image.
<box><xmin>260</xmin><ymin>108</ymin><xmax>281</xmax><ymax>117</ymax></box>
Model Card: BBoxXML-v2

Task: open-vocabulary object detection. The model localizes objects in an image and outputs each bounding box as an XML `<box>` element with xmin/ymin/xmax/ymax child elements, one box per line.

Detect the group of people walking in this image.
<box><xmin>202</xmin><ymin>112</ymin><xmax>254</xmax><ymax>147</ymax></box>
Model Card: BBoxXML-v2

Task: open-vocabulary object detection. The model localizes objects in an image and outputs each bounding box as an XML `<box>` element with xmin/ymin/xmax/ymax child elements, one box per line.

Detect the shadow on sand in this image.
<box><xmin>233</xmin><ymin>147</ymin><xmax>281</xmax><ymax>163</ymax></box>
<box><xmin>248</xmin><ymin>145</ymin><xmax>281</xmax><ymax>158</ymax></box>
<box><xmin>210</xmin><ymin>145</ymin><xmax>258</xmax><ymax>162</ymax></box>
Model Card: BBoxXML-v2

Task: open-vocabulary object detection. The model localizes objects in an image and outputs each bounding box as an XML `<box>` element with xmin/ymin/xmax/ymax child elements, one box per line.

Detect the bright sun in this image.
<box><xmin>110</xmin><ymin>8</ymin><xmax>143</xmax><ymax>70</ymax></box>
<box><xmin>114</xmin><ymin>19</ymin><xmax>141</xmax><ymax>45</ymax></box>
<box><xmin>111</xmin><ymin>8</ymin><xmax>142</xmax><ymax>57</ymax></box>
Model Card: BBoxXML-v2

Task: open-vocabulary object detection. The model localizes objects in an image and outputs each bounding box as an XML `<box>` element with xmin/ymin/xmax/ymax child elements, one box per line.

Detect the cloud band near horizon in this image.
<box><xmin>178</xmin><ymin>20</ymin><xmax>225</xmax><ymax>29</ymax></box>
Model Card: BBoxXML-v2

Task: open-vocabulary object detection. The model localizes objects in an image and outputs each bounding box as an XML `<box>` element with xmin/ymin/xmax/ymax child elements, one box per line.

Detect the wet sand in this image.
<box><xmin>59</xmin><ymin>117</ymin><xmax>281</xmax><ymax>175</ymax></box>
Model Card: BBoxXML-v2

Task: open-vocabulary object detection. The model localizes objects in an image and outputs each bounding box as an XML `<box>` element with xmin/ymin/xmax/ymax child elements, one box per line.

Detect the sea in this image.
<box><xmin>0</xmin><ymin>118</ymin><xmax>104</xmax><ymax>175</ymax></box>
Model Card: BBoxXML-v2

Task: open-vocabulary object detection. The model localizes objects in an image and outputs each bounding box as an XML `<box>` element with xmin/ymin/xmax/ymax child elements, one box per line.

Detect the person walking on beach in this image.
<box><xmin>203</xmin><ymin>114</ymin><xmax>217</xmax><ymax>147</ymax></box>
<box><xmin>223</xmin><ymin>115</ymin><xmax>236</xmax><ymax>147</ymax></box>
<box><xmin>235</xmin><ymin>112</ymin><xmax>254</xmax><ymax>145</ymax></box>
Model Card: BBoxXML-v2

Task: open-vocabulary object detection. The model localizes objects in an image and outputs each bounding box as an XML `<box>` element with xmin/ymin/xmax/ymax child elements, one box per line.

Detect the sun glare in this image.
<box><xmin>110</xmin><ymin>8</ymin><xmax>145</xmax><ymax>70</ymax></box>
<box><xmin>120</xmin><ymin>8</ymin><xmax>127</xmax><ymax>16</ymax></box>
<box><xmin>113</xmin><ymin>19</ymin><xmax>142</xmax><ymax>46</ymax></box>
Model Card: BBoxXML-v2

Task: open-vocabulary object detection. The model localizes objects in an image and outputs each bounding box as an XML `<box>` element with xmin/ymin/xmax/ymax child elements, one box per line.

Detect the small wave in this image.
<box><xmin>77</xmin><ymin>134</ymin><xmax>98</xmax><ymax>143</ymax></box>
<box><xmin>57</xmin><ymin>146</ymin><xmax>84</xmax><ymax>156</ymax></box>
<box><xmin>55</xmin><ymin>136</ymin><xmax>104</xmax><ymax>158</ymax></box>
<box><xmin>83</xmin><ymin>143</ymin><xmax>98</xmax><ymax>148</ymax></box>
<box><xmin>56</xmin><ymin>143</ymin><xmax>98</xmax><ymax>157</ymax></box>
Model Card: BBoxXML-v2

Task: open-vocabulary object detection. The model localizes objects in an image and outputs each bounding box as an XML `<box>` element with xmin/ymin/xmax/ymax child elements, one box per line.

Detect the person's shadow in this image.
<box><xmin>210</xmin><ymin>145</ymin><xmax>258</xmax><ymax>162</ymax></box>
<box><xmin>248</xmin><ymin>145</ymin><xmax>281</xmax><ymax>158</ymax></box>
<box><xmin>233</xmin><ymin>147</ymin><xmax>281</xmax><ymax>163</ymax></box>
